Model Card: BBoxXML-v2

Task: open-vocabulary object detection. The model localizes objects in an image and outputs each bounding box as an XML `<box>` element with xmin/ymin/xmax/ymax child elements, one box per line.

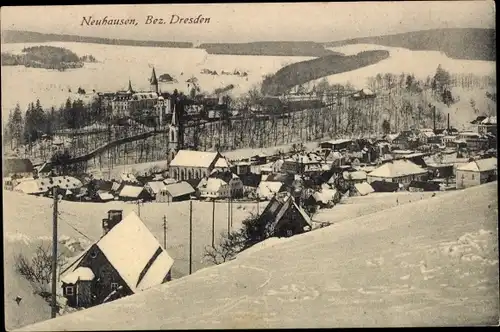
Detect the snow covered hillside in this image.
<box><xmin>1</xmin><ymin>41</ymin><xmax>314</xmax><ymax>117</ymax></box>
<box><xmin>310</xmin><ymin>44</ymin><xmax>495</xmax><ymax>89</ymax></box>
<box><xmin>18</xmin><ymin>182</ymin><xmax>498</xmax><ymax>330</ymax></box>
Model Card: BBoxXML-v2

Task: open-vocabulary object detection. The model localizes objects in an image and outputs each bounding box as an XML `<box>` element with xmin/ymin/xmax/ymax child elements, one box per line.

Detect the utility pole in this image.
<box><xmin>163</xmin><ymin>215</ymin><xmax>167</xmax><ymax>249</ymax></box>
<box><xmin>227</xmin><ymin>195</ymin><xmax>231</xmax><ymax>236</ymax></box>
<box><xmin>189</xmin><ymin>200</ymin><xmax>193</xmax><ymax>275</ymax></box>
<box><xmin>51</xmin><ymin>186</ymin><xmax>58</xmax><ymax>319</ymax></box>
<box><xmin>211</xmin><ymin>199</ymin><xmax>215</xmax><ymax>248</ymax></box>
<box><xmin>137</xmin><ymin>200</ymin><xmax>141</xmax><ymax>217</ymax></box>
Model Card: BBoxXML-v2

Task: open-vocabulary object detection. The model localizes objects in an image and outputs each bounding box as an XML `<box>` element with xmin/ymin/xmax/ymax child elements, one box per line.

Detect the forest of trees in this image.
<box><xmin>261</xmin><ymin>50</ymin><xmax>390</xmax><ymax>95</ymax></box>
<box><xmin>3</xmin><ymin>97</ymin><xmax>103</xmax><ymax>149</ymax></box>
<box><xmin>1</xmin><ymin>46</ymin><xmax>96</xmax><ymax>71</ymax></box>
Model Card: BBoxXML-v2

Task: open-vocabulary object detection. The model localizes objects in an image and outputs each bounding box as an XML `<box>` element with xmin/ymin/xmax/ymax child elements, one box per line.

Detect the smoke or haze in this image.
<box><xmin>1</xmin><ymin>2</ymin><xmax>495</xmax><ymax>43</ymax></box>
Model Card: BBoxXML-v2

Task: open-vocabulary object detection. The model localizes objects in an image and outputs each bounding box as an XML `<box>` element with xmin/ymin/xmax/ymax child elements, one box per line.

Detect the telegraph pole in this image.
<box><xmin>189</xmin><ymin>200</ymin><xmax>193</xmax><ymax>275</ymax></box>
<box><xmin>211</xmin><ymin>199</ymin><xmax>215</xmax><ymax>248</ymax></box>
<box><xmin>137</xmin><ymin>200</ymin><xmax>141</xmax><ymax>217</ymax></box>
<box><xmin>163</xmin><ymin>215</ymin><xmax>167</xmax><ymax>249</ymax></box>
<box><xmin>227</xmin><ymin>196</ymin><xmax>231</xmax><ymax>236</ymax></box>
<box><xmin>51</xmin><ymin>186</ymin><xmax>58</xmax><ymax>319</ymax></box>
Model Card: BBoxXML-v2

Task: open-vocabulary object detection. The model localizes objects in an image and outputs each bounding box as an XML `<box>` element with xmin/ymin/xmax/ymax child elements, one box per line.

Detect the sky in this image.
<box><xmin>0</xmin><ymin>2</ymin><xmax>495</xmax><ymax>43</ymax></box>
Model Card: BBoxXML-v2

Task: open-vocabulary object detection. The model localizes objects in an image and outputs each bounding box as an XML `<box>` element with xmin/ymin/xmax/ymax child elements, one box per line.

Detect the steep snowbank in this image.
<box><xmin>18</xmin><ymin>182</ymin><xmax>498</xmax><ymax>330</ymax></box>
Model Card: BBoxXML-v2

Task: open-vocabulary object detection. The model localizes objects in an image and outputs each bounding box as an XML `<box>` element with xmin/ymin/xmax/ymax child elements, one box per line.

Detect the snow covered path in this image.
<box><xmin>18</xmin><ymin>182</ymin><xmax>498</xmax><ymax>330</ymax></box>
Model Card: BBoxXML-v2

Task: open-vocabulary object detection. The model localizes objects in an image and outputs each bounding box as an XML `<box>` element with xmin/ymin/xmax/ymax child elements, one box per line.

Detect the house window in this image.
<box><xmin>65</xmin><ymin>286</ymin><xmax>74</xmax><ymax>296</ymax></box>
<box><xmin>471</xmin><ymin>174</ymin><xmax>475</xmax><ymax>180</ymax></box>
<box><xmin>286</xmin><ymin>230</ymin><xmax>293</xmax><ymax>237</ymax></box>
<box><xmin>111</xmin><ymin>282</ymin><xmax>119</xmax><ymax>291</ymax></box>
<box><xmin>90</xmin><ymin>250</ymin><xmax>98</xmax><ymax>258</ymax></box>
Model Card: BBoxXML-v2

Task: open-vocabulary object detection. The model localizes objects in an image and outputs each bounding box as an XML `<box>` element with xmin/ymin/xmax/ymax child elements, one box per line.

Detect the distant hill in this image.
<box><xmin>199</xmin><ymin>41</ymin><xmax>339</xmax><ymax>57</ymax></box>
<box><xmin>261</xmin><ymin>50</ymin><xmax>390</xmax><ymax>95</ymax></box>
<box><xmin>325</xmin><ymin>28</ymin><xmax>496</xmax><ymax>61</ymax></box>
<box><xmin>1</xmin><ymin>30</ymin><xmax>193</xmax><ymax>48</ymax></box>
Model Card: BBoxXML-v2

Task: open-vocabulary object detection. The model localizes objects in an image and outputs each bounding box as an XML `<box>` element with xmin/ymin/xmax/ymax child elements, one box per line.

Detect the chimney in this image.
<box><xmin>102</xmin><ymin>218</ymin><xmax>110</xmax><ymax>236</ymax></box>
<box><xmin>447</xmin><ymin>113</ymin><xmax>450</xmax><ymax>131</ymax></box>
<box><xmin>105</xmin><ymin>210</ymin><xmax>123</xmax><ymax>234</ymax></box>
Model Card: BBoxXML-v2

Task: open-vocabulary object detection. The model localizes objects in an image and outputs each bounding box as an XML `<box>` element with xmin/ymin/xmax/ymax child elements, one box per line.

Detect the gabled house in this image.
<box><xmin>209</xmin><ymin>170</ymin><xmax>244</xmax><ymax>198</ymax></box>
<box><xmin>144</xmin><ymin>181</ymin><xmax>167</xmax><ymax>199</ymax></box>
<box><xmin>169</xmin><ymin>150</ymin><xmax>230</xmax><ymax>181</ymax></box>
<box><xmin>258</xmin><ymin>193</ymin><xmax>312</xmax><ymax>238</ymax></box>
<box><xmin>13</xmin><ymin>176</ymin><xmax>83</xmax><ymax>196</ymax></box>
<box><xmin>61</xmin><ymin>210</ymin><xmax>174</xmax><ymax>308</ymax></box>
<box><xmin>304</xmin><ymin>188</ymin><xmax>340</xmax><ymax>209</ymax></box>
<box><xmin>157</xmin><ymin>181</ymin><xmax>195</xmax><ymax>203</ymax></box>
<box><xmin>455</xmin><ymin>157</ymin><xmax>497</xmax><ymax>189</ymax></box>
<box><xmin>342</xmin><ymin>170</ymin><xmax>367</xmax><ymax>184</ymax></box>
<box><xmin>281</xmin><ymin>153</ymin><xmax>323</xmax><ymax>174</ymax></box>
<box><xmin>120</xmin><ymin>173</ymin><xmax>140</xmax><ymax>185</ymax></box>
<box><xmin>350</xmin><ymin>182</ymin><xmax>375</xmax><ymax>196</ymax></box>
<box><xmin>256</xmin><ymin>181</ymin><xmax>286</xmax><ymax>200</ymax></box>
<box><xmin>118</xmin><ymin>185</ymin><xmax>152</xmax><ymax>202</ymax></box>
<box><xmin>367</xmin><ymin>159</ymin><xmax>428</xmax><ymax>186</ymax></box>
<box><xmin>239</xmin><ymin>173</ymin><xmax>261</xmax><ymax>195</ymax></box>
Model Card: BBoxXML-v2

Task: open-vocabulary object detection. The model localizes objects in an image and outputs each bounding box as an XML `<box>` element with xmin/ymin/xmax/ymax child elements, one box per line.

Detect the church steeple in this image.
<box><xmin>149</xmin><ymin>67</ymin><xmax>158</xmax><ymax>93</ymax></box>
<box><xmin>127</xmin><ymin>79</ymin><xmax>134</xmax><ymax>93</ymax></box>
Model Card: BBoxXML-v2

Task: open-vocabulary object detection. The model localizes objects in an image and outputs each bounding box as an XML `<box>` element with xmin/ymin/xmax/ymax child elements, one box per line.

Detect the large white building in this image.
<box><xmin>366</xmin><ymin>159</ymin><xmax>428</xmax><ymax>186</ymax></box>
<box><xmin>168</xmin><ymin>150</ymin><xmax>230</xmax><ymax>181</ymax></box>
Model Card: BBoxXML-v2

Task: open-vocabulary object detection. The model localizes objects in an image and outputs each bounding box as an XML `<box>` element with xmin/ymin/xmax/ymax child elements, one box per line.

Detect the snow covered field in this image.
<box><xmin>17</xmin><ymin>182</ymin><xmax>498</xmax><ymax>330</ymax></box>
<box><xmin>303</xmin><ymin>44</ymin><xmax>496</xmax><ymax>90</ymax></box>
<box><xmin>1</xmin><ymin>42</ymin><xmax>314</xmax><ymax>117</ymax></box>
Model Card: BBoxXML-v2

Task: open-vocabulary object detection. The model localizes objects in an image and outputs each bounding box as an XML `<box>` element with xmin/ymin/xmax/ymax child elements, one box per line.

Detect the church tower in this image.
<box><xmin>168</xmin><ymin>103</ymin><xmax>180</xmax><ymax>163</ymax></box>
<box><xmin>149</xmin><ymin>67</ymin><xmax>159</xmax><ymax>94</ymax></box>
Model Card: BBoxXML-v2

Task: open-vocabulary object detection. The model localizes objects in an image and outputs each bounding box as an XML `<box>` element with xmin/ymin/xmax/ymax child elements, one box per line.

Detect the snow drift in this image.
<box><xmin>17</xmin><ymin>182</ymin><xmax>498</xmax><ymax>330</ymax></box>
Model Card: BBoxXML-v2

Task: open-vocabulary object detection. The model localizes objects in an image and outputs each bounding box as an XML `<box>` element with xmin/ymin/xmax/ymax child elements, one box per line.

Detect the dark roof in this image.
<box><xmin>408</xmin><ymin>181</ymin><xmax>440</xmax><ymax>191</ymax></box>
<box><xmin>239</xmin><ymin>173</ymin><xmax>261</xmax><ymax>187</ymax></box>
<box><xmin>210</xmin><ymin>171</ymin><xmax>235</xmax><ymax>184</ymax></box>
<box><xmin>369</xmin><ymin>180</ymin><xmax>399</xmax><ymax>192</ymax></box>
<box><xmin>185</xmin><ymin>178</ymin><xmax>202</xmax><ymax>189</ymax></box>
<box><xmin>4</xmin><ymin>158</ymin><xmax>34</xmax><ymax>174</ymax></box>
<box><xmin>471</xmin><ymin>116</ymin><xmax>487</xmax><ymax>124</ymax></box>
<box><xmin>95</xmin><ymin>180</ymin><xmax>114</xmax><ymax>192</ymax></box>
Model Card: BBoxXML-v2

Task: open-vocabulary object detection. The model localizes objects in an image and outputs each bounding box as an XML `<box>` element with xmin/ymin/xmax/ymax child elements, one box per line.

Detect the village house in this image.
<box><xmin>455</xmin><ymin>157</ymin><xmax>497</xmax><ymax>189</ymax></box>
<box><xmin>118</xmin><ymin>185</ymin><xmax>152</xmax><ymax>202</ymax></box>
<box><xmin>281</xmin><ymin>153</ymin><xmax>323</xmax><ymax>174</ymax></box>
<box><xmin>350</xmin><ymin>182</ymin><xmax>375</xmax><ymax>196</ymax></box>
<box><xmin>60</xmin><ymin>210</ymin><xmax>174</xmax><ymax>308</ymax></box>
<box><xmin>319</xmin><ymin>138</ymin><xmax>352</xmax><ymax>151</ymax></box>
<box><xmin>239</xmin><ymin>173</ymin><xmax>262</xmax><ymax>196</ymax></box>
<box><xmin>304</xmin><ymin>188</ymin><xmax>340</xmax><ymax>209</ymax></box>
<box><xmin>157</xmin><ymin>181</ymin><xmax>195</xmax><ymax>202</ymax></box>
<box><xmin>343</xmin><ymin>170</ymin><xmax>367</xmax><ymax>184</ymax></box>
<box><xmin>3</xmin><ymin>158</ymin><xmax>34</xmax><ymax>178</ymax></box>
<box><xmin>456</xmin><ymin>131</ymin><xmax>489</xmax><ymax>151</ymax></box>
<box><xmin>256</xmin><ymin>181</ymin><xmax>286</xmax><ymax>200</ymax></box>
<box><xmin>144</xmin><ymin>181</ymin><xmax>167</xmax><ymax>199</ymax></box>
<box><xmin>258</xmin><ymin>193</ymin><xmax>312</xmax><ymax>238</ymax></box>
<box><xmin>169</xmin><ymin>150</ymin><xmax>230</xmax><ymax>181</ymax></box>
<box><xmin>476</xmin><ymin>116</ymin><xmax>497</xmax><ymax>136</ymax></box>
<box><xmin>367</xmin><ymin>159</ymin><xmax>428</xmax><ymax>186</ymax></box>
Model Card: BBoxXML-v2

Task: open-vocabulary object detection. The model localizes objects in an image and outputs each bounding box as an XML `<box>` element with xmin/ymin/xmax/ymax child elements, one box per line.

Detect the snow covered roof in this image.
<box><xmin>146</xmin><ymin>181</ymin><xmax>166</xmax><ymax>195</ymax></box>
<box><xmin>61</xmin><ymin>267</ymin><xmax>95</xmax><ymax>284</ymax></box>
<box><xmin>368</xmin><ymin>160</ymin><xmax>427</xmax><ymax>178</ymax></box>
<box><xmin>96</xmin><ymin>212</ymin><xmax>174</xmax><ymax>293</ymax></box>
<box><xmin>198</xmin><ymin>178</ymin><xmax>227</xmax><ymax>193</ymax></box>
<box><xmin>119</xmin><ymin>185</ymin><xmax>144</xmax><ymax>198</ymax></box>
<box><xmin>480</xmin><ymin>116</ymin><xmax>497</xmax><ymax>125</ymax></box>
<box><xmin>13</xmin><ymin>176</ymin><xmax>83</xmax><ymax>194</ymax></box>
<box><xmin>163</xmin><ymin>178</ymin><xmax>177</xmax><ymax>185</ymax></box>
<box><xmin>214</xmin><ymin>157</ymin><xmax>230</xmax><ymax>168</ymax></box>
<box><xmin>256</xmin><ymin>181</ymin><xmax>284</xmax><ymax>199</ymax></box>
<box><xmin>170</xmin><ymin>150</ymin><xmax>220</xmax><ymax>168</ymax></box>
<box><xmin>162</xmin><ymin>181</ymin><xmax>195</xmax><ymax>197</ymax></box>
<box><xmin>456</xmin><ymin>158</ymin><xmax>497</xmax><ymax>172</ymax></box>
<box><xmin>354</xmin><ymin>182</ymin><xmax>374</xmax><ymax>196</ymax></box>
<box><xmin>343</xmin><ymin>171</ymin><xmax>367</xmax><ymax>181</ymax></box>
<box><xmin>312</xmin><ymin>189</ymin><xmax>338</xmax><ymax>204</ymax></box>
<box><xmin>120</xmin><ymin>173</ymin><xmax>139</xmax><ymax>183</ymax></box>
<box><xmin>98</xmin><ymin>192</ymin><xmax>114</xmax><ymax>201</ymax></box>
<box><xmin>17</xmin><ymin>183</ymin><xmax>499</xmax><ymax>330</ymax></box>
<box><xmin>323</xmin><ymin>138</ymin><xmax>352</xmax><ymax>146</ymax></box>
